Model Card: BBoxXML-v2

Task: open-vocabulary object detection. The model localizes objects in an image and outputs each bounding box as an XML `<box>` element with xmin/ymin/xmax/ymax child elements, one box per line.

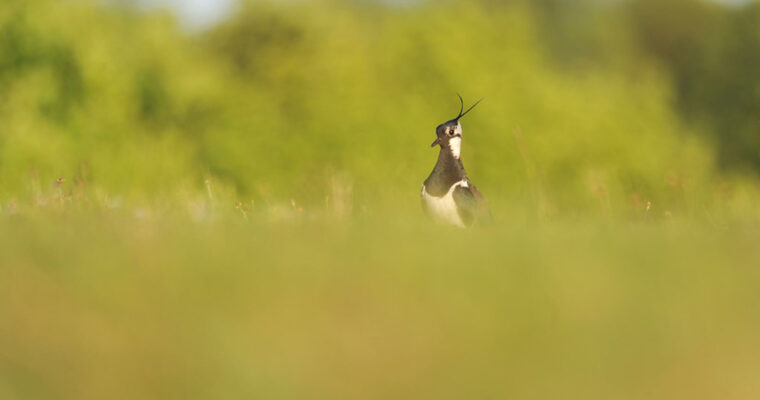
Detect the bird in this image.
<box><xmin>421</xmin><ymin>95</ymin><xmax>488</xmax><ymax>227</ymax></box>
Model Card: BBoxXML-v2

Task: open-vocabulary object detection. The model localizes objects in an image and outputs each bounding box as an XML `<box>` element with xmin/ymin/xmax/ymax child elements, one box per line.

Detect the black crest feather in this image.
<box><xmin>455</xmin><ymin>94</ymin><xmax>483</xmax><ymax>121</ymax></box>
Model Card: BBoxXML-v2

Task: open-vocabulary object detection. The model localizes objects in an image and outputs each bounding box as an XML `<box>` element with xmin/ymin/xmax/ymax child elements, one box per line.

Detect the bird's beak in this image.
<box><xmin>430</xmin><ymin>137</ymin><xmax>440</xmax><ymax>147</ymax></box>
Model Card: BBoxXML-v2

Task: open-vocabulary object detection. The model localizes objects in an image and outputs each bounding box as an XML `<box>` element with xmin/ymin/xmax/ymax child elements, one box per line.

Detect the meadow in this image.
<box><xmin>2</xmin><ymin>193</ymin><xmax>760</xmax><ymax>399</ymax></box>
<box><xmin>2</xmin><ymin>0</ymin><xmax>760</xmax><ymax>398</ymax></box>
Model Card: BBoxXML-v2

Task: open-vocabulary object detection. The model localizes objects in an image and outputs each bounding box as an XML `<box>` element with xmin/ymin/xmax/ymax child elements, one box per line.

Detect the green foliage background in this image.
<box><xmin>2</xmin><ymin>1</ymin><xmax>760</xmax><ymax>399</ymax></box>
<box><xmin>1</xmin><ymin>0</ymin><xmax>757</xmax><ymax>218</ymax></box>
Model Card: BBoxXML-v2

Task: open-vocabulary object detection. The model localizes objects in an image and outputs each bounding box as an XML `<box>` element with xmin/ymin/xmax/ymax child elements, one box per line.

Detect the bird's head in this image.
<box><xmin>431</xmin><ymin>95</ymin><xmax>482</xmax><ymax>159</ymax></box>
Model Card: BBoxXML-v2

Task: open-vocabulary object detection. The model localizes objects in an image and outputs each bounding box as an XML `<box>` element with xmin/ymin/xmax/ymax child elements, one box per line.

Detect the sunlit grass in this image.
<box><xmin>1</xmin><ymin>182</ymin><xmax>759</xmax><ymax>399</ymax></box>
<box><xmin>2</xmin><ymin>1</ymin><xmax>760</xmax><ymax>398</ymax></box>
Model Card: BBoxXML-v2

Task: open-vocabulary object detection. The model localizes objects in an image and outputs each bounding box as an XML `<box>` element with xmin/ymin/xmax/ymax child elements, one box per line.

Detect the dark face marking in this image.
<box><xmin>429</xmin><ymin>95</ymin><xmax>481</xmax><ymax>148</ymax></box>
<box><xmin>431</xmin><ymin>119</ymin><xmax>462</xmax><ymax>148</ymax></box>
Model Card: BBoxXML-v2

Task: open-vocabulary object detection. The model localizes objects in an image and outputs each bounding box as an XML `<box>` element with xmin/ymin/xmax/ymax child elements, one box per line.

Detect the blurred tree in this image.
<box><xmin>1</xmin><ymin>0</ymin><xmax>752</xmax><ymax>215</ymax></box>
<box><xmin>628</xmin><ymin>0</ymin><xmax>760</xmax><ymax>171</ymax></box>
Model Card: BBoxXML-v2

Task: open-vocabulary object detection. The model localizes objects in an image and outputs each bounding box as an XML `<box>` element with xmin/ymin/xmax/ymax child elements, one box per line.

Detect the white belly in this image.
<box><xmin>421</xmin><ymin>180</ymin><xmax>468</xmax><ymax>228</ymax></box>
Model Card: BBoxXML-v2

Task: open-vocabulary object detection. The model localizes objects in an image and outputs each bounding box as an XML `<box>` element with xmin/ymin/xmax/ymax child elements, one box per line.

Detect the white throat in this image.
<box><xmin>449</xmin><ymin>136</ymin><xmax>462</xmax><ymax>159</ymax></box>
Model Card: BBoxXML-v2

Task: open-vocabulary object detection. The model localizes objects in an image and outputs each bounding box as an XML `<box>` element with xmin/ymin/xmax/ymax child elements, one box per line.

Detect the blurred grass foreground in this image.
<box><xmin>1</xmin><ymin>0</ymin><xmax>760</xmax><ymax>399</ymax></box>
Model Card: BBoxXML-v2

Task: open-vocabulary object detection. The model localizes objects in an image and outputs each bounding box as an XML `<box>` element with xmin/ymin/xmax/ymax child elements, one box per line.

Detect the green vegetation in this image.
<box><xmin>2</xmin><ymin>214</ymin><xmax>760</xmax><ymax>399</ymax></box>
<box><xmin>2</xmin><ymin>0</ymin><xmax>757</xmax><ymax>214</ymax></box>
<box><xmin>1</xmin><ymin>0</ymin><xmax>759</xmax><ymax>398</ymax></box>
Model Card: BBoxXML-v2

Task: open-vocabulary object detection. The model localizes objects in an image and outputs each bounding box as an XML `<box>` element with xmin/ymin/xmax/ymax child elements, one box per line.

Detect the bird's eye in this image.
<box><xmin>448</xmin><ymin>129</ymin><xmax>455</xmax><ymax>136</ymax></box>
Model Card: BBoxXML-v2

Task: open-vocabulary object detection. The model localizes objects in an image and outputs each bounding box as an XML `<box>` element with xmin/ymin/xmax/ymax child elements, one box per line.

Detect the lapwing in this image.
<box><xmin>421</xmin><ymin>95</ymin><xmax>487</xmax><ymax>227</ymax></box>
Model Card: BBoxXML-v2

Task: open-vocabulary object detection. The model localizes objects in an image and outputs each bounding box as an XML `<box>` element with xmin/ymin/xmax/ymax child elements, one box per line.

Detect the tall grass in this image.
<box><xmin>2</xmin><ymin>0</ymin><xmax>760</xmax><ymax>398</ymax></box>
<box><xmin>1</xmin><ymin>195</ymin><xmax>759</xmax><ymax>399</ymax></box>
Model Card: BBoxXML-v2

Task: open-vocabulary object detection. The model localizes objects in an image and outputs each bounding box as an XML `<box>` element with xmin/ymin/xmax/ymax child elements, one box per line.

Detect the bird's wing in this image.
<box><xmin>469</xmin><ymin>182</ymin><xmax>486</xmax><ymax>203</ymax></box>
<box><xmin>452</xmin><ymin>183</ymin><xmax>480</xmax><ymax>226</ymax></box>
<box><xmin>453</xmin><ymin>181</ymin><xmax>490</xmax><ymax>226</ymax></box>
